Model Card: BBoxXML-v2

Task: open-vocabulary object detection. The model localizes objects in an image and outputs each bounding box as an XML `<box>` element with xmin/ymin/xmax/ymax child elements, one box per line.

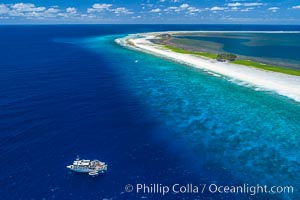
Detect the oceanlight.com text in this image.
<box><xmin>124</xmin><ymin>183</ymin><xmax>294</xmax><ymax>196</ymax></box>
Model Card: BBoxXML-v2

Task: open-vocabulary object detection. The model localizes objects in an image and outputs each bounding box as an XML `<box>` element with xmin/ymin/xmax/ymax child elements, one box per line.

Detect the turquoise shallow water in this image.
<box><xmin>83</xmin><ymin>35</ymin><xmax>300</xmax><ymax>199</ymax></box>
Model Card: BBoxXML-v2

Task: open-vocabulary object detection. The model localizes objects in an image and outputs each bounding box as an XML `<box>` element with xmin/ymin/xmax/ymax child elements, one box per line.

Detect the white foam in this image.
<box><xmin>116</xmin><ymin>33</ymin><xmax>300</xmax><ymax>103</ymax></box>
<box><xmin>206</xmin><ymin>71</ymin><xmax>221</xmax><ymax>77</ymax></box>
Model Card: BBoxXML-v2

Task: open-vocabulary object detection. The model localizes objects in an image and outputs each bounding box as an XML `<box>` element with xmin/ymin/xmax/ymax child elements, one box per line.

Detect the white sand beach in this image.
<box><xmin>116</xmin><ymin>32</ymin><xmax>300</xmax><ymax>102</ymax></box>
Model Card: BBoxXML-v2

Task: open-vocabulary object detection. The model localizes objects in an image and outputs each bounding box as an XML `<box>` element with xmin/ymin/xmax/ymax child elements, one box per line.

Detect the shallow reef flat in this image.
<box><xmin>116</xmin><ymin>32</ymin><xmax>300</xmax><ymax>103</ymax></box>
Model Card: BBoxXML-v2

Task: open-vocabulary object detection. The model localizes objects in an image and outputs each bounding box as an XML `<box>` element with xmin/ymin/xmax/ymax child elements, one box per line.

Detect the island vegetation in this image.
<box><xmin>164</xmin><ymin>45</ymin><xmax>216</xmax><ymax>59</ymax></box>
<box><xmin>232</xmin><ymin>60</ymin><xmax>300</xmax><ymax>76</ymax></box>
<box><xmin>216</xmin><ymin>53</ymin><xmax>237</xmax><ymax>62</ymax></box>
<box><xmin>164</xmin><ymin>45</ymin><xmax>300</xmax><ymax>76</ymax></box>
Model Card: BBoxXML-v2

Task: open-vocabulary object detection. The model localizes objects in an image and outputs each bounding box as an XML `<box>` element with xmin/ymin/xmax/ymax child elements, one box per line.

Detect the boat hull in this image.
<box><xmin>67</xmin><ymin>165</ymin><xmax>107</xmax><ymax>173</ymax></box>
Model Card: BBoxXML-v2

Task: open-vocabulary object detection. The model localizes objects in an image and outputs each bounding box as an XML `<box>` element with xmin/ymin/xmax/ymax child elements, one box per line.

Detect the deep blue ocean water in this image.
<box><xmin>0</xmin><ymin>25</ymin><xmax>300</xmax><ymax>200</ymax></box>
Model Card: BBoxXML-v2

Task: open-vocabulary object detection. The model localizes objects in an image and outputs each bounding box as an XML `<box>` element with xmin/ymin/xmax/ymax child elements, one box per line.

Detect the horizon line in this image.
<box><xmin>1</xmin><ymin>23</ymin><xmax>300</xmax><ymax>26</ymax></box>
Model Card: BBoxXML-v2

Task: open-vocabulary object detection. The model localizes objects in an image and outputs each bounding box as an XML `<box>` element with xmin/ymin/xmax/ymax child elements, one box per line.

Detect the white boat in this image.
<box><xmin>67</xmin><ymin>156</ymin><xmax>107</xmax><ymax>176</ymax></box>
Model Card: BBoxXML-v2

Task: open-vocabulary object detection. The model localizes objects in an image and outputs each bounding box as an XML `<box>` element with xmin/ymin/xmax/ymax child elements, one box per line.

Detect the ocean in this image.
<box><xmin>0</xmin><ymin>25</ymin><xmax>300</xmax><ymax>200</ymax></box>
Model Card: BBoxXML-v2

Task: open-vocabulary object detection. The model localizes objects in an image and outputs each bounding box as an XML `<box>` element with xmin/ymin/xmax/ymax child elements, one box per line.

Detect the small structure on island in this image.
<box><xmin>152</xmin><ymin>33</ymin><xmax>172</xmax><ymax>45</ymax></box>
<box><xmin>158</xmin><ymin>33</ymin><xmax>172</xmax><ymax>40</ymax></box>
<box><xmin>216</xmin><ymin>53</ymin><xmax>237</xmax><ymax>62</ymax></box>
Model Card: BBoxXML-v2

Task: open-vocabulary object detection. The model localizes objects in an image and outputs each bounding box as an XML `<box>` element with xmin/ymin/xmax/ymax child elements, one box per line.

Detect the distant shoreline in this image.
<box><xmin>154</xmin><ymin>31</ymin><xmax>300</xmax><ymax>75</ymax></box>
<box><xmin>162</xmin><ymin>45</ymin><xmax>300</xmax><ymax>76</ymax></box>
<box><xmin>116</xmin><ymin>32</ymin><xmax>300</xmax><ymax>102</ymax></box>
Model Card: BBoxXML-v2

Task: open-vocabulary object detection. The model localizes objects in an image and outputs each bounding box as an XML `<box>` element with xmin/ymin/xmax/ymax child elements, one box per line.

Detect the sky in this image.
<box><xmin>0</xmin><ymin>0</ymin><xmax>300</xmax><ymax>24</ymax></box>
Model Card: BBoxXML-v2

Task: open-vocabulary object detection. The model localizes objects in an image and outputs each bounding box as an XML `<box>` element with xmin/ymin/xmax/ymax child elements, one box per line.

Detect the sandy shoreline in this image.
<box><xmin>116</xmin><ymin>32</ymin><xmax>300</xmax><ymax>102</ymax></box>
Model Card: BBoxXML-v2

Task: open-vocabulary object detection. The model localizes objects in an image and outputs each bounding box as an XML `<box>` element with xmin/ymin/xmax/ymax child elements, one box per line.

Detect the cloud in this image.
<box><xmin>210</xmin><ymin>6</ymin><xmax>227</xmax><ymax>11</ymax></box>
<box><xmin>150</xmin><ymin>8</ymin><xmax>161</xmax><ymax>13</ymax></box>
<box><xmin>113</xmin><ymin>7</ymin><xmax>133</xmax><ymax>15</ymax></box>
<box><xmin>0</xmin><ymin>3</ymin><xmax>54</xmax><ymax>17</ymax></box>
<box><xmin>11</xmin><ymin>3</ymin><xmax>46</xmax><ymax>12</ymax></box>
<box><xmin>145</xmin><ymin>4</ymin><xmax>154</xmax><ymax>8</ymax></box>
<box><xmin>227</xmin><ymin>2</ymin><xmax>264</xmax><ymax>7</ymax></box>
<box><xmin>46</xmin><ymin>8</ymin><xmax>60</xmax><ymax>13</ymax></box>
<box><xmin>227</xmin><ymin>2</ymin><xmax>242</xmax><ymax>7</ymax></box>
<box><xmin>87</xmin><ymin>3</ymin><xmax>112</xmax><ymax>13</ymax></box>
<box><xmin>0</xmin><ymin>4</ymin><xmax>9</xmax><ymax>15</ymax></box>
<box><xmin>243</xmin><ymin>3</ymin><xmax>263</xmax><ymax>7</ymax></box>
<box><xmin>92</xmin><ymin>3</ymin><xmax>112</xmax><ymax>10</ymax></box>
<box><xmin>132</xmin><ymin>15</ymin><xmax>142</xmax><ymax>19</ymax></box>
<box><xmin>164</xmin><ymin>3</ymin><xmax>202</xmax><ymax>14</ymax></box>
<box><xmin>164</xmin><ymin>6</ymin><xmax>178</xmax><ymax>12</ymax></box>
<box><xmin>225</xmin><ymin>2</ymin><xmax>266</xmax><ymax>12</ymax></box>
<box><xmin>66</xmin><ymin>7</ymin><xmax>77</xmax><ymax>14</ymax></box>
<box><xmin>268</xmin><ymin>7</ymin><xmax>279</xmax><ymax>12</ymax></box>
<box><xmin>187</xmin><ymin>7</ymin><xmax>201</xmax><ymax>13</ymax></box>
<box><xmin>231</xmin><ymin>7</ymin><xmax>239</xmax><ymax>11</ymax></box>
<box><xmin>240</xmin><ymin>7</ymin><xmax>254</xmax><ymax>12</ymax></box>
<box><xmin>0</xmin><ymin>3</ymin><xmax>80</xmax><ymax>19</ymax></box>
<box><xmin>87</xmin><ymin>3</ymin><xmax>132</xmax><ymax>15</ymax></box>
<box><xmin>180</xmin><ymin>4</ymin><xmax>189</xmax><ymax>9</ymax></box>
<box><xmin>292</xmin><ymin>5</ymin><xmax>300</xmax><ymax>9</ymax></box>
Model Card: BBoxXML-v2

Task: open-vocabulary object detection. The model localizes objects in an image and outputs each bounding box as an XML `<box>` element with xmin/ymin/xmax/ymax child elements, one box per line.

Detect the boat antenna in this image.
<box><xmin>76</xmin><ymin>155</ymin><xmax>80</xmax><ymax>160</ymax></box>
